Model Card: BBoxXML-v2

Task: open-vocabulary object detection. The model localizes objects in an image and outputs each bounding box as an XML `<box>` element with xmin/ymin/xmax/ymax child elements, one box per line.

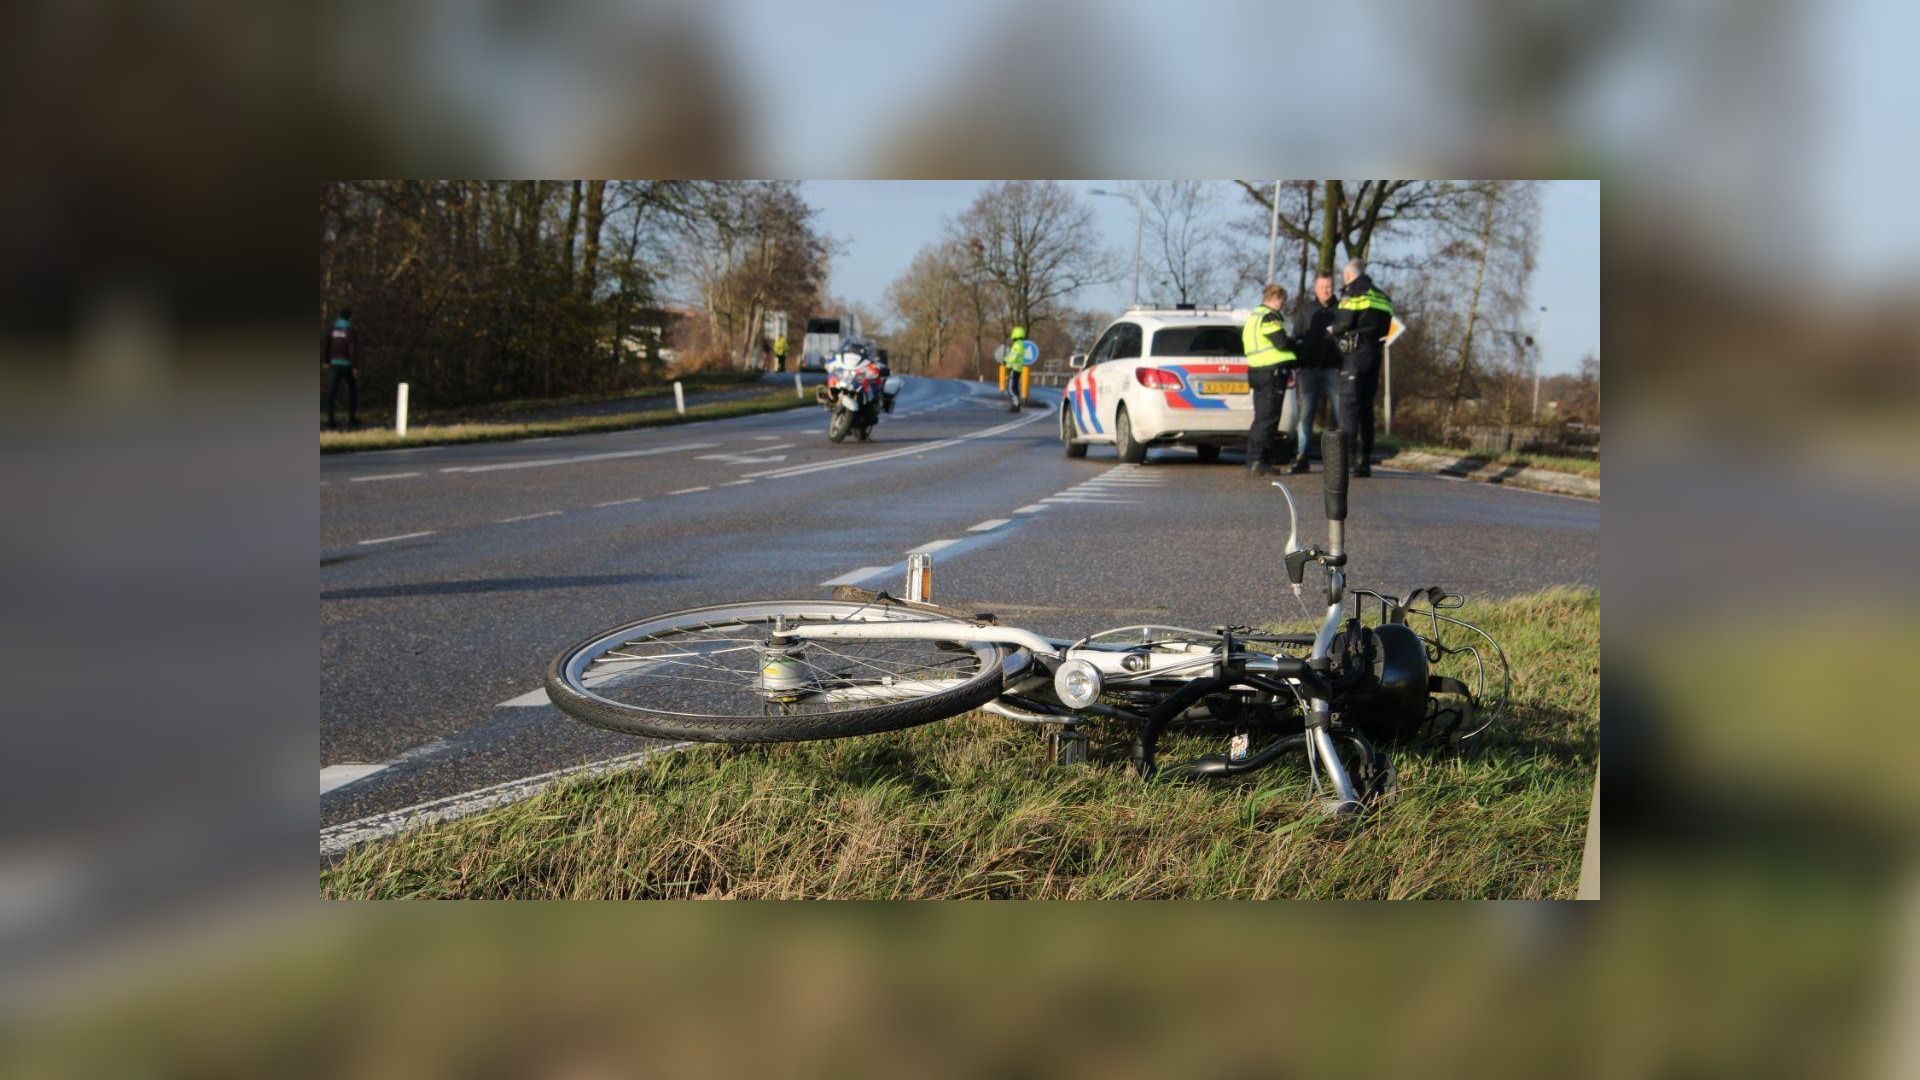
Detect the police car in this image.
<box><xmin>1060</xmin><ymin>306</ymin><xmax>1257</xmax><ymax>463</ymax></box>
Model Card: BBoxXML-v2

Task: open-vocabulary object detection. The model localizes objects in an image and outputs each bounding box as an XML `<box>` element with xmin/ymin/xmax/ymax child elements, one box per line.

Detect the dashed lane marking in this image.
<box><xmin>1014</xmin><ymin>504</ymin><xmax>1050</xmax><ymax>514</ymax></box>
<box><xmin>669</xmin><ymin>485</ymin><xmax>711</xmax><ymax>495</ymax></box>
<box><xmin>438</xmin><ymin>441</ymin><xmax>719</xmax><ymax>474</ymax></box>
<box><xmin>357</xmin><ymin>530</ymin><xmax>436</xmax><ymax>545</ymax></box>
<box><xmin>819</xmin><ymin>565</ymin><xmax>897</xmax><ymax>587</ymax></box>
<box><xmin>968</xmin><ymin>518</ymin><xmax>1011</xmax><ymax>532</ymax></box>
<box><xmin>495</xmin><ymin>510</ymin><xmax>562</xmax><ymax>524</ymax></box>
<box><xmin>320</xmin><ymin>743</ymin><xmax>694</xmax><ymax>858</ymax></box>
<box><xmin>321</xmin><ymin>763</ymin><xmax>388</xmax><ymax>795</ymax></box>
<box><xmin>745</xmin><ymin>412</ymin><xmax>1047</xmax><ymax>480</ymax></box>
<box><xmin>348</xmin><ymin>472</ymin><xmax>422</xmax><ymax>483</ymax></box>
<box><xmin>593</xmin><ymin>496</ymin><xmax>646</xmax><ymax>508</ymax></box>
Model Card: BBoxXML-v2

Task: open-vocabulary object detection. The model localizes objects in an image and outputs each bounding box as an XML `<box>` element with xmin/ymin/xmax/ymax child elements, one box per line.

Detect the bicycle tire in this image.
<box><xmin>546</xmin><ymin>600</ymin><xmax>1022</xmax><ymax>743</ymax></box>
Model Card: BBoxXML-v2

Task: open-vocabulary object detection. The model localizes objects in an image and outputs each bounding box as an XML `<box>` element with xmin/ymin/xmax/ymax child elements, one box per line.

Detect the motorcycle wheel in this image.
<box><xmin>828</xmin><ymin>409</ymin><xmax>852</xmax><ymax>443</ymax></box>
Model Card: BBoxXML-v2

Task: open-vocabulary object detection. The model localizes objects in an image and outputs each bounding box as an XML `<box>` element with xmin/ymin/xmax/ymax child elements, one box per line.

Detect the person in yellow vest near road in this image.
<box><xmin>1241</xmin><ymin>284</ymin><xmax>1301</xmax><ymax>476</ymax></box>
<box><xmin>773</xmin><ymin>333</ymin><xmax>788</xmax><ymax>372</ymax></box>
<box><xmin>1330</xmin><ymin>259</ymin><xmax>1395</xmax><ymax>477</ymax></box>
<box><xmin>1001</xmin><ymin>325</ymin><xmax>1036</xmax><ymax>409</ymax></box>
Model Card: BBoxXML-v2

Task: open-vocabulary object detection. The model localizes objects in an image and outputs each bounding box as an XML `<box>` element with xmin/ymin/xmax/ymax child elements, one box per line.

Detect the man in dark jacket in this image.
<box><xmin>1285</xmin><ymin>274</ymin><xmax>1342</xmax><ymax>473</ymax></box>
<box><xmin>322</xmin><ymin>307</ymin><xmax>359</xmax><ymax>430</ymax></box>
<box><xmin>1329</xmin><ymin>261</ymin><xmax>1394</xmax><ymax>476</ymax></box>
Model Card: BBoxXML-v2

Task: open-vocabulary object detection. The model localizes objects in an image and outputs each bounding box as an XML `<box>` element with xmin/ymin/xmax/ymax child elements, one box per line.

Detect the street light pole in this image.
<box><xmin>1532</xmin><ymin>305</ymin><xmax>1547</xmax><ymax>422</ymax></box>
<box><xmin>1089</xmin><ymin>187</ymin><xmax>1142</xmax><ymax>306</ymax></box>
<box><xmin>1266</xmin><ymin>179</ymin><xmax>1280</xmax><ymax>284</ymax></box>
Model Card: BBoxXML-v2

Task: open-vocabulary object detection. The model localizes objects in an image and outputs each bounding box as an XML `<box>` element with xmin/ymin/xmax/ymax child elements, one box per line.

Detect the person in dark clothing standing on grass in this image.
<box><xmin>322</xmin><ymin>308</ymin><xmax>359</xmax><ymax>429</ymax></box>
<box><xmin>1329</xmin><ymin>261</ymin><xmax>1394</xmax><ymax>477</ymax></box>
<box><xmin>1285</xmin><ymin>274</ymin><xmax>1342</xmax><ymax>473</ymax></box>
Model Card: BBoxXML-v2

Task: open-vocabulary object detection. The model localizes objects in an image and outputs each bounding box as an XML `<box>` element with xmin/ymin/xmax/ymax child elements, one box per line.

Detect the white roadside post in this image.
<box><xmin>794</xmin><ymin>372</ymin><xmax>803</xmax><ymax>398</ymax></box>
<box><xmin>1382</xmin><ymin>317</ymin><xmax>1405</xmax><ymax>438</ymax></box>
<box><xmin>673</xmin><ymin>380</ymin><xmax>685</xmax><ymax>415</ymax></box>
<box><xmin>395</xmin><ymin>382</ymin><xmax>409</xmax><ymax>437</ymax></box>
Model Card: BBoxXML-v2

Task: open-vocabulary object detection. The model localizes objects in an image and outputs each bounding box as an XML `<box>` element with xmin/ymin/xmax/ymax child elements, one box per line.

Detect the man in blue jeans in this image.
<box><xmin>1285</xmin><ymin>275</ymin><xmax>1342</xmax><ymax>473</ymax></box>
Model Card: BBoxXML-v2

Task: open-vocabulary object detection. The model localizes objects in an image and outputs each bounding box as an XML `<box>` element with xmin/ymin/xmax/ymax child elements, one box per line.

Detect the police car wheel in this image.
<box><xmin>1062</xmin><ymin>408</ymin><xmax>1088</xmax><ymax>458</ymax></box>
<box><xmin>1115</xmin><ymin>408</ymin><xmax>1147</xmax><ymax>464</ymax></box>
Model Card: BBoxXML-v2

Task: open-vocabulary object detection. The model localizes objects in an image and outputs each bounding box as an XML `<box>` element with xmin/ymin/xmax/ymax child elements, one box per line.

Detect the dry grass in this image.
<box><xmin>322</xmin><ymin>589</ymin><xmax>1599</xmax><ymax>899</ymax></box>
<box><xmin>1388</xmin><ymin>441</ymin><xmax>1601</xmax><ymax>477</ymax></box>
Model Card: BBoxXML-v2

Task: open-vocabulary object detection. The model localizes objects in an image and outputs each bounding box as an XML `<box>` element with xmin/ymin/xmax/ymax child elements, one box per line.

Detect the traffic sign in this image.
<box><xmin>1385</xmin><ymin>317</ymin><xmax>1406</xmax><ymax>347</ymax></box>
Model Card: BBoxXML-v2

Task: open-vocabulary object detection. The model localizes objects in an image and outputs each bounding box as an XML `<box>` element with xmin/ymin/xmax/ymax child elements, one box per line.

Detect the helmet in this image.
<box><xmin>1010</xmin><ymin>326</ymin><xmax>1027</xmax><ymax>341</ymax></box>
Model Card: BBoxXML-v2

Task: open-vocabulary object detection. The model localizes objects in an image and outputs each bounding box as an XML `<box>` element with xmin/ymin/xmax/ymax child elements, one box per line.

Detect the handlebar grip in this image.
<box><xmin>1322</xmin><ymin>429</ymin><xmax>1350</xmax><ymax>522</ymax></box>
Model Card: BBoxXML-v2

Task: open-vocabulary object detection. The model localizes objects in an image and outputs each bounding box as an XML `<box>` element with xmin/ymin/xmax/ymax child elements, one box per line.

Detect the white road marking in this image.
<box><xmin>721</xmin><ymin>479</ymin><xmax>755</xmax><ymax>486</ymax></box>
<box><xmin>438</xmin><ymin>441</ymin><xmax>719</xmax><ymax>474</ymax></box>
<box><xmin>752</xmin><ymin>435</ymin><xmax>781</xmax><ymax>441</ymax></box>
<box><xmin>909</xmin><ymin>538</ymin><xmax>961</xmax><ymax>554</ymax></box>
<box><xmin>348</xmin><ymin>472</ymin><xmax>421</xmax><ymax>483</ymax></box>
<box><xmin>1014</xmin><ymin>504</ymin><xmax>1050</xmax><ymax>514</ymax></box>
<box><xmin>819</xmin><ymin>565</ymin><xmax>896</xmax><ymax>587</ymax></box>
<box><xmin>593</xmin><ymin>496</ymin><xmax>646</xmax><ymax>508</ymax></box>
<box><xmin>669</xmin><ymin>485</ymin><xmax>710</xmax><ymax>495</ymax></box>
<box><xmin>1043</xmin><ymin>495</ymin><xmax>1137</xmax><ymax>504</ymax></box>
<box><xmin>358</xmin><ymin>530</ymin><xmax>436</xmax><ymax>545</ymax></box>
<box><xmin>321</xmin><ymin>763</ymin><xmax>388</xmax><ymax>794</ymax></box>
<box><xmin>968</xmin><ymin>518</ymin><xmax>1010</xmax><ymax>532</ymax></box>
<box><xmin>745</xmin><ymin>412</ymin><xmax>1047</xmax><ymax>480</ymax></box>
<box><xmin>496</xmin><ymin>510</ymin><xmax>562</xmax><ymax>524</ymax></box>
<box><xmin>498</xmin><ymin>686</ymin><xmax>552</xmax><ymax>708</ymax></box>
<box><xmin>697</xmin><ymin>452</ymin><xmax>788</xmax><ymax>465</ymax></box>
<box><xmin>320</xmin><ymin>743</ymin><xmax>694</xmax><ymax>858</ymax></box>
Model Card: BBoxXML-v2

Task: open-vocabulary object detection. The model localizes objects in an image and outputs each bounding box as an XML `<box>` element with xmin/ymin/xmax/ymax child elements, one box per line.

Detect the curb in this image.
<box><xmin>1382</xmin><ymin>449</ymin><xmax>1600</xmax><ymax>498</ymax></box>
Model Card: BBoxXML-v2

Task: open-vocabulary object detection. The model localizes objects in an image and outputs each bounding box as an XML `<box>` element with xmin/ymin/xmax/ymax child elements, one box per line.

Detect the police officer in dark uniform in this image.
<box><xmin>1329</xmin><ymin>260</ymin><xmax>1394</xmax><ymax>477</ymax></box>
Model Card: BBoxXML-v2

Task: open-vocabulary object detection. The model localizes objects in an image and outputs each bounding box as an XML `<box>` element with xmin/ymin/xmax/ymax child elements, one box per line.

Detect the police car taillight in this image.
<box><xmin>1134</xmin><ymin>367</ymin><xmax>1182</xmax><ymax>390</ymax></box>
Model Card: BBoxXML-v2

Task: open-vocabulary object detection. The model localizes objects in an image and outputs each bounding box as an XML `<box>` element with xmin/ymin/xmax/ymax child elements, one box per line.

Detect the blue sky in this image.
<box><xmin>801</xmin><ymin>180</ymin><xmax>1600</xmax><ymax>376</ymax></box>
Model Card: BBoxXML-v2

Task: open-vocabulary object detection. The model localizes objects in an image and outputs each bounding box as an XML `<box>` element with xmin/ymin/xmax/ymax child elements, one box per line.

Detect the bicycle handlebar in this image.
<box><xmin>1322</xmin><ymin>429</ymin><xmax>1349</xmax><ymax>523</ymax></box>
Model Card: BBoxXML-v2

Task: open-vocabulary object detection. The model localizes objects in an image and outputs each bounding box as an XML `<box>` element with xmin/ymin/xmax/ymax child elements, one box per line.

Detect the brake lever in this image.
<box><xmin>1270</xmin><ymin>480</ymin><xmax>1302</xmax><ymax>557</ymax></box>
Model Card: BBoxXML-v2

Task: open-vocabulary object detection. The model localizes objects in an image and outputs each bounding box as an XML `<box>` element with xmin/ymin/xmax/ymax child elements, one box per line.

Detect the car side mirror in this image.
<box><xmin>1069</xmin><ymin>353</ymin><xmax>1088</xmax><ymax>370</ymax></box>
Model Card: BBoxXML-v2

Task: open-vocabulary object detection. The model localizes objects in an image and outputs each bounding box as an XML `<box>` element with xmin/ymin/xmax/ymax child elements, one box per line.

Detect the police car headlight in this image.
<box><xmin>1053</xmin><ymin>659</ymin><xmax>1103</xmax><ymax>709</ymax></box>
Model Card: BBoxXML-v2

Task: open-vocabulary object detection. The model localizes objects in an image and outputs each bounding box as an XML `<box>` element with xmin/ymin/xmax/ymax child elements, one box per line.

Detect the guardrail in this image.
<box><xmin>1027</xmin><ymin>369</ymin><xmax>1073</xmax><ymax>389</ymax></box>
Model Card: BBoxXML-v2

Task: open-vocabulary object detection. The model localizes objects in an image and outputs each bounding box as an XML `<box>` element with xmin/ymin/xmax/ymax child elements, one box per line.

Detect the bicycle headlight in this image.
<box><xmin>1054</xmin><ymin>658</ymin><xmax>1103</xmax><ymax>709</ymax></box>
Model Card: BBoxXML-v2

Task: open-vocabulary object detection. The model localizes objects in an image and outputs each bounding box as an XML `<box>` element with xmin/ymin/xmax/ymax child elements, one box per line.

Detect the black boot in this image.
<box><xmin>1288</xmin><ymin>457</ymin><xmax>1310</xmax><ymax>474</ymax></box>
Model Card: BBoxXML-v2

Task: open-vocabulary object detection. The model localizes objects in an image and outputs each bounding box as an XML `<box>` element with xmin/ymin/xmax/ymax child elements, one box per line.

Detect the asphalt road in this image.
<box><xmin>321</xmin><ymin>373</ymin><xmax>1599</xmax><ymax>829</ymax></box>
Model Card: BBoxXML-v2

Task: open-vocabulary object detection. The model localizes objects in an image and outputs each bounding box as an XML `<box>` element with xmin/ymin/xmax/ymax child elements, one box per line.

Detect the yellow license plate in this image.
<box><xmin>1198</xmin><ymin>380</ymin><xmax>1248</xmax><ymax>395</ymax></box>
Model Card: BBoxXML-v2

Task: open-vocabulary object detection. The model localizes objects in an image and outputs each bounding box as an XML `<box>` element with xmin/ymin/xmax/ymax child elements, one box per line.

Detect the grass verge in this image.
<box><xmin>320</xmin><ymin>391</ymin><xmax>813</xmax><ymax>453</ymax></box>
<box><xmin>322</xmin><ymin>589</ymin><xmax>1599</xmax><ymax>899</ymax></box>
<box><xmin>1384</xmin><ymin>440</ymin><xmax>1601</xmax><ymax>477</ymax></box>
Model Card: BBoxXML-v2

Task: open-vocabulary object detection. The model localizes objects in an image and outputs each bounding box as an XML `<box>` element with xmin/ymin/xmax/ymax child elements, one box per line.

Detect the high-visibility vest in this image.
<box><xmin>1005</xmin><ymin>339</ymin><xmax>1036</xmax><ymax>369</ymax></box>
<box><xmin>1241</xmin><ymin>305</ymin><xmax>1295</xmax><ymax>368</ymax></box>
<box><xmin>774</xmin><ymin>336</ymin><xmax>787</xmax><ymax>354</ymax></box>
<box><xmin>1338</xmin><ymin>288</ymin><xmax>1394</xmax><ymax>317</ymax></box>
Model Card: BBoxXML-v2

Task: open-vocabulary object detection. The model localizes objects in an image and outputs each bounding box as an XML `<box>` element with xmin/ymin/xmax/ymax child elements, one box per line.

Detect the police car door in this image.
<box><xmin>1094</xmin><ymin>321</ymin><xmax>1142</xmax><ymax>433</ymax></box>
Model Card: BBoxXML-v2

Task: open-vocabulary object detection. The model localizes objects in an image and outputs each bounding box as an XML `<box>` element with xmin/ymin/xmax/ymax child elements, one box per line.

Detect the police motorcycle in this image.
<box><xmin>819</xmin><ymin>342</ymin><xmax>900</xmax><ymax>443</ymax></box>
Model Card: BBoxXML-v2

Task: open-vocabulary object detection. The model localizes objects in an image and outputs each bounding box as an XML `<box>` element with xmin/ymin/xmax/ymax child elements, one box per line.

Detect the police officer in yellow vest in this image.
<box><xmin>1241</xmin><ymin>284</ymin><xmax>1300</xmax><ymax>476</ymax></box>
<box><xmin>773</xmin><ymin>334</ymin><xmax>789</xmax><ymax>372</ymax></box>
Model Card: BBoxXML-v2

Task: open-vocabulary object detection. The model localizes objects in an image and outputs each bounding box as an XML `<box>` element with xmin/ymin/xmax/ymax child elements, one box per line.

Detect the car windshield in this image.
<box><xmin>1151</xmin><ymin>325</ymin><xmax>1243</xmax><ymax>357</ymax></box>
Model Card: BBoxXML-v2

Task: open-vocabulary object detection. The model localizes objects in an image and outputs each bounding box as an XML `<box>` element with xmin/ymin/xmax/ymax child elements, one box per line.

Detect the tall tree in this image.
<box><xmin>949</xmin><ymin>181</ymin><xmax>1115</xmax><ymax>333</ymax></box>
<box><xmin>1236</xmin><ymin>180</ymin><xmax>1471</xmax><ymax>276</ymax></box>
<box><xmin>1131</xmin><ymin>180</ymin><xmax>1231</xmax><ymax>306</ymax></box>
<box><xmin>580</xmin><ymin>180</ymin><xmax>607</xmax><ymax>299</ymax></box>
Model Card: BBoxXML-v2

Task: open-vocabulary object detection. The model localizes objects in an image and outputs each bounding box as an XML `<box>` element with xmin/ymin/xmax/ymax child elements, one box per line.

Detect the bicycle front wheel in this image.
<box><xmin>546</xmin><ymin>601</ymin><xmax>1023</xmax><ymax>743</ymax></box>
